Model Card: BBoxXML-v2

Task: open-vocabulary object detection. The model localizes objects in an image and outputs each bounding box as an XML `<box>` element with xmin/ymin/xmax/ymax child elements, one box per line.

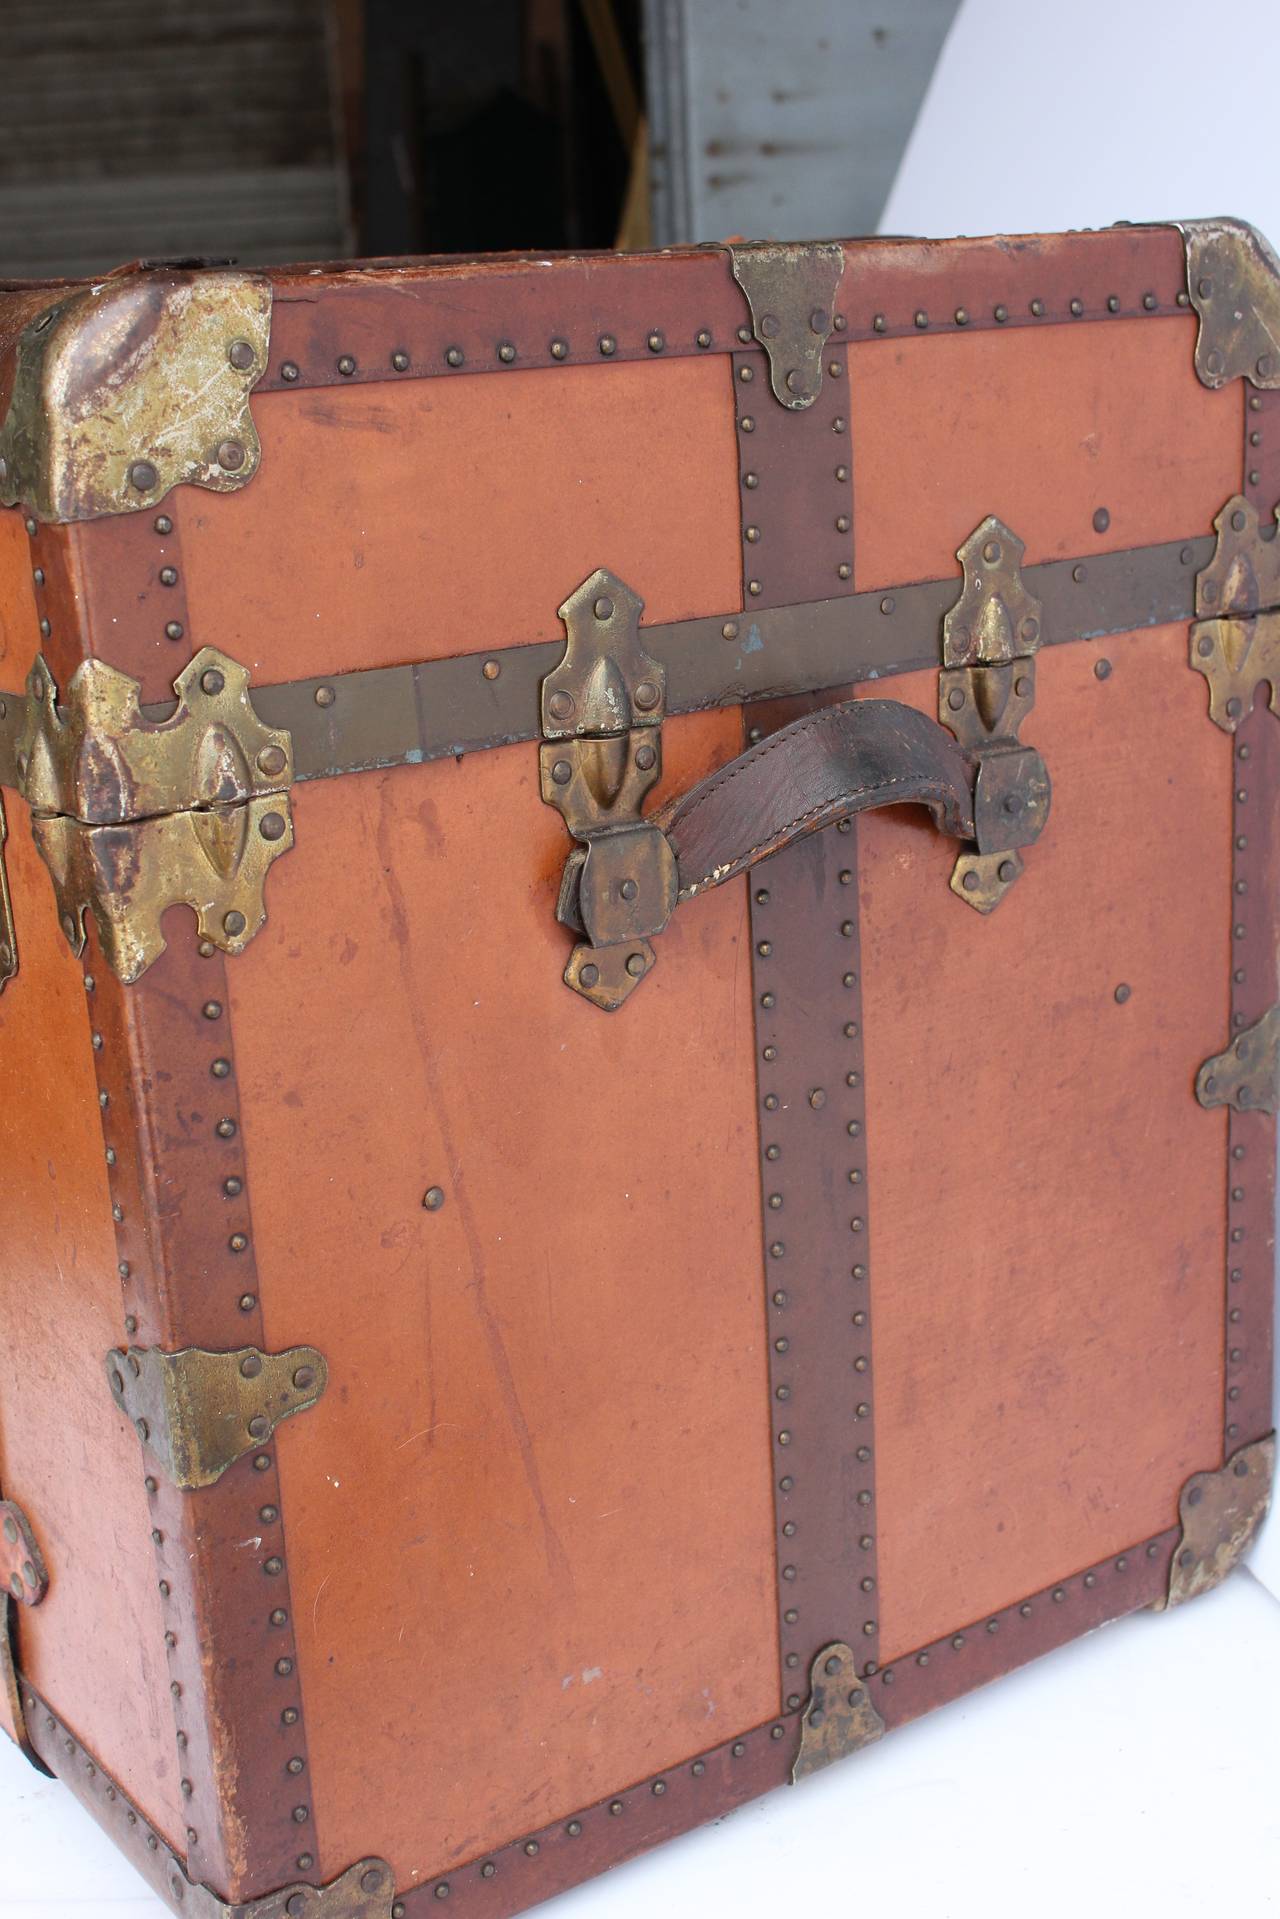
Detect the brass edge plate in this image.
<box><xmin>1196</xmin><ymin>1006</ymin><xmax>1280</xmax><ymax>1115</ymax></box>
<box><xmin>792</xmin><ymin>1643</ymin><xmax>886</xmax><ymax>1782</ymax></box>
<box><xmin>724</xmin><ymin>241</ymin><xmax>846</xmax><ymax>410</ymax></box>
<box><xmin>104</xmin><ymin>1345</ymin><xmax>328</xmax><ymax>1490</ymax></box>
<box><xmin>0</xmin><ymin>272</ymin><xmax>271</xmax><ymax>523</ymax></box>
<box><xmin>0</xmin><ymin>537</ymin><xmax>1206</xmax><ymax>797</ymax></box>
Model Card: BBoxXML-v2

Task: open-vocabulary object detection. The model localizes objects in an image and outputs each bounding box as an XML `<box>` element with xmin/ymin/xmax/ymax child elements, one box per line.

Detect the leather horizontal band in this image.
<box><xmin>0</xmin><ymin>534</ymin><xmax>1207</xmax><ymax>797</ymax></box>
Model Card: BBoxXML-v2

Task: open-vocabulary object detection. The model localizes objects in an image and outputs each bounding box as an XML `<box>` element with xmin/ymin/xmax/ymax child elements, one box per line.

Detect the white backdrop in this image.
<box><xmin>4</xmin><ymin>2</ymin><xmax>1278</xmax><ymax>1913</ymax></box>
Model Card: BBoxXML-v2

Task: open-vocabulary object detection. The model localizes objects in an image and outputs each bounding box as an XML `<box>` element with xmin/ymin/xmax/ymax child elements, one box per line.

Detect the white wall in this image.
<box><xmin>883</xmin><ymin>0</ymin><xmax>1280</xmax><ymax>1602</ymax></box>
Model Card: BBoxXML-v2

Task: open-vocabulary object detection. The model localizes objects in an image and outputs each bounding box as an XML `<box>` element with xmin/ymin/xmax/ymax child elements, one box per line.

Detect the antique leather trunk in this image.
<box><xmin>0</xmin><ymin>220</ymin><xmax>1274</xmax><ymax>1918</ymax></box>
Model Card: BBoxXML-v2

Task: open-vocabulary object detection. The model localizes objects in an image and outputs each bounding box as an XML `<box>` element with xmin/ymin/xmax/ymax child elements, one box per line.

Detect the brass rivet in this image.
<box><xmin>229</xmin><ymin>340</ymin><xmax>256</xmax><ymax>371</ymax></box>
<box><xmin>216</xmin><ymin>440</ymin><xmax>246</xmax><ymax>471</ymax></box>
<box><xmin>240</xmin><ymin>1354</ymin><xmax>262</xmax><ymax>1379</ymax></box>
<box><xmin>256</xmin><ymin>745</ymin><xmax>287</xmax><ymax>777</ymax></box>
<box><xmin>914</xmin><ymin>310</ymin><xmax>928</xmax><ymax>329</ymax></box>
<box><xmin>337</xmin><ymin>355</ymin><xmax>357</xmax><ymax>376</ymax></box>
<box><xmin>259</xmin><ymin>811</ymin><xmax>287</xmax><ymax>842</ymax></box>
<box><xmin>696</xmin><ymin>330</ymin><xmax>712</xmax><ymax>348</ymax></box>
<box><xmin>648</xmin><ymin>331</ymin><xmax>665</xmax><ymax>353</ymax></box>
<box><xmin>314</xmin><ymin>685</ymin><xmax>335</xmax><ymax>707</ymax></box>
<box><xmin>954</xmin><ymin>308</ymin><xmax>969</xmax><ymax>326</ymax></box>
<box><xmin>873</xmin><ymin>313</ymin><xmax>886</xmax><ymax>332</ymax></box>
<box><xmin>482</xmin><ymin>659</ymin><xmax>501</xmax><ymax>681</ymax></box>
<box><xmin>625</xmin><ymin>952</ymin><xmax>646</xmax><ymax>978</ymax></box>
<box><xmin>200</xmin><ymin>668</ymin><xmax>225</xmax><ymax>695</ymax></box>
<box><xmin>281</xmin><ymin>361</ymin><xmax>300</xmax><ymax>382</ymax></box>
<box><xmin>445</xmin><ymin>347</ymin><xmax>464</xmax><ymax>368</ymax></box>
<box><xmin>1142</xmin><ymin>292</ymin><xmax>1157</xmax><ymax>310</ymax></box>
<box><xmin>1092</xmin><ymin>506</ymin><xmax>1110</xmax><ymax>533</ymax></box>
<box><xmin>994</xmin><ymin>304</ymin><xmax>1008</xmax><ymax>322</ymax></box>
<box><xmin>497</xmin><ymin>342</ymin><xmax>517</xmax><ymax>364</ymax></box>
<box><xmin>598</xmin><ymin>334</ymin><xmax>617</xmax><ymax>357</ymax></box>
<box><xmin>423</xmin><ymin>1186</ymin><xmax>445</xmax><ymax>1211</ymax></box>
<box><xmin>165</xmin><ymin>620</ymin><xmax>184</xmax><ymax>641</ymax></box>
<box><xmin>159</xmin><ymin>565</ymin><xmax>179</xmax><ymax>587</ymax></box>
<box><xmin>580</xmin><ymin>964</ymin><xmax>600</xmax><ymax>988</ymax></box>
<box><xmin>211</xmin><ymin>1057</ymin><xmax>231</xmax><ymax>1079</ymax></box>
<box><xmin>550</xmin><ymin>339</ymin><xmax>568</xmax><ymax>359</ymax></box>
<box><xmin>1107</xmin><ymin>295</ymin><xmax>1120</xmax><ymax>312</ymax></box>
<box><xmin>130</xmin><ymin>461</ymin><xmax>159</xmax><ymax>492</ymax></box>
<box><xmin>391</xmin><ymin>350</ymin><xmax>410</xmax><ymax>372</ymax></box>
<box><xmin>1070</xmin><ymin>298</ymin><xmax>1083</xmax><ymax>317</ymax></box>
<box><xmin>1030</xmin><ymin>298</ymin><xmax>1044</xmax><ymax>317</ymax></box>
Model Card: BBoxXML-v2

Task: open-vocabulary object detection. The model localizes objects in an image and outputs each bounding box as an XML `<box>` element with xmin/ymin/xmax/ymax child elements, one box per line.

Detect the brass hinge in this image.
<box><xmin>791</xmin><ymin>1642</ymin><xmax>885</xmax><ymax>1783</ymax></box>
<box><xmin>723</xmin><ymin>242</ymin><xmax>846</xmax><ymax>410</ymax></box>
<box><xmin>1181</xmin><ymin>219</ymin><xmax>1280</xmax><ymax>391</ymax></box>
<box><xmin>0</xmin><ymin>270</ymin><xmax>270</xmax><ymax>524</ymax></box>
<box><xmin>540</xmin><ymin>568</ymin><xmax>677</xmax><ymax>1010</ymax></box>
<box><xmin>1156</xmin><ymin>1435</ymin><xmax>1274</xmax><ymax>1609</ymax></box>
<box><xmin>0</xmin><ymin>1497</ymin><xmax>51</xmax><ymax>1774</ymax></box>
<box><xmin>1189</xmin><ymin>493</ymin><xmax>1280</xmax><ymax>730</ymax></box>
<box><xmin>104</xmin><ymin>1345</ymin><xmax>327</xmax><ymax>1490</ymax></box>
<box><xmin>17</xmin><ymin>647</ymin><xmax>293</xmax><ymax>982</ymax></box>
<box><xmin>938</xmin><ymin>517</ymin><xmax>1052</xmax><ymax>912</ymax></box>
<box><xmin>1196</xmin><ymin>1005</ymin><xmax>1280</xmax><ymax>1114</ymax></box>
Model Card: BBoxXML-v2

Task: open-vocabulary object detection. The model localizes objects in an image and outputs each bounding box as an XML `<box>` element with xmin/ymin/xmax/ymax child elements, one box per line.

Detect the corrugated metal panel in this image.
<box><xmin>0</xmin><ymin>0</ymin><xmax>348</xmax><ymax>277</ymax></box>
<box><xmin>643</xmin><ymin>0</ymin><xmax>960</xmax><ymax>246</ymax></box>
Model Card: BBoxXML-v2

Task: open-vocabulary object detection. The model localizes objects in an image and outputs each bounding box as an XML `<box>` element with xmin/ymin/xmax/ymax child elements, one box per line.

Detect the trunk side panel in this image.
<box><xmin>228</xmin><ymin>713</ymin><xmax>777</xmax><ymax>1884</ymax></box>
<box><xmin>857</xmin><ymin>629</ymin><xmax>1230</xmax><ymax>1662</ymax></box>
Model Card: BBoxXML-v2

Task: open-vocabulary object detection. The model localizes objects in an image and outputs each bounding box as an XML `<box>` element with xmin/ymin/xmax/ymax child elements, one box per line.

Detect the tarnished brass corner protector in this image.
<box><xmin>1196</xmin><ymin>1005</ymin><xmax>1280</xmax><ymax>1114</ymax></box>
<box><xmin>1157</xmin><ymin>1435</ymin><xmax>1274</xmax><ymax>1609</ymax></box>
<box><xmin>725</xmin><ymin>242</ymin><xmax>846</xmax><ymax>410</ymax></box>
<box><xmin>0</xmin><ymin>270</ymin><xmax>270</xmax><ymax>523</ymax></box>
<box><xmin>1189</xmin><ymin>494</ymin><xmax>1280</xmax><ymax>731</ymax></box>
<box><xmin>17</xmin><ymin>647</ymin><xmax>293</xmax><ymax>981</ymax></box>
<box><xmin>938</xmin><ymin>516</ymin><xmax>1051</xmax><ymax>913</ymax></box>
<box><xmin>540</xmin><ymin>568</ymin><xmax>677</xmax><ymax>1010</ymax></box>
<box><xmin>175</xmin><ymin>1857</ymin><xmax>397</xmax><ymax>1918</ymax></box>
<box><xmin>791</xmin><ymin>1641</ymin><xmax>885</xmax><ymax>1784</ymax></box>
<box><xmin>104</xmin><ymin>1344</ymin><xmax>327</xmax><ymax>1490</ymax></box>
<box><xmin>1181</xmin><ymin>219</ymin><xmax>1280</xmax><ymax>390</ymax></box>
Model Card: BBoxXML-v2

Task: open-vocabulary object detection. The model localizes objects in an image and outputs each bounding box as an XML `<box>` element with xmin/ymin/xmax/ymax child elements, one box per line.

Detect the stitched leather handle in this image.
<box><xmin>652</xmin><ymin>698</ymin><xmax>976</xmax><ymax>900</ymax></box>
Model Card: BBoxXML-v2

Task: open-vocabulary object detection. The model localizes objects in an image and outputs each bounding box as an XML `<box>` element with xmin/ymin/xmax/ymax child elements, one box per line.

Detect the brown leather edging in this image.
<box><xmin>252</xmin><ymin>225</ymin><xmax>1191</xmax><ymax>393</ymax></box>
<box><xmin>1223</xmin><ymin>708</ymin><xmax>1278</xmax><ymax>1452</ymax></box>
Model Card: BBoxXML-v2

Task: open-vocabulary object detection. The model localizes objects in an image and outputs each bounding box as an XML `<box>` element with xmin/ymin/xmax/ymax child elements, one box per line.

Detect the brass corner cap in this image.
<box><xmin>0</xmin><ymin>268</ymin><xmax>271</xmax><ymax>524</ymax></box>
<box><xmin>1160</xmin><ymin>1434</ymin><xmax>1275</xmax><ymax>1609</ymax></box>
<box><xmin>791</xmin><ymin>1641</ymin><xmax>885</xmax><ymax>1782</ymax></box>
<box><xmin>1180</xmin><ymin>219</ymin><xmax>1280</xmax><ymax>390</ymax></box>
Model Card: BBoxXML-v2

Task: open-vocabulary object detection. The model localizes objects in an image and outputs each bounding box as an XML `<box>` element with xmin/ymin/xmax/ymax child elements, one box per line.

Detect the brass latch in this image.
<box><xmin>540</xmin><ymin>569</ymin><xmax>677</xmax><ymax>1011</ymax></box>
<box><xmin>938</xmin><ymin>517</ymin><xmax>1052</xmax><ymax>912</ymax></box>
<box><xmin>17</xmin><ymin>646</ymin><xmax>293</xmax><ymax>982</ymax></box>
<box><xmin>1189</xmin><ymin>493</ymin><xmax>1280</xmax><ymax>730</ymax></box>
<box><xmin>104</xmin><ymin>1344</ymin><xmax>327</xmax><ymax>1489</ymax></box>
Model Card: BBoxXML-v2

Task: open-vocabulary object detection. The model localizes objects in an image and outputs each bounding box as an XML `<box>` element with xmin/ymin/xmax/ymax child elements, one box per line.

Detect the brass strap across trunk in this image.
<box><xmin>0</xmin><ymin>534</ymin><xmax>1208</xmax><ymax>796</ymax></box>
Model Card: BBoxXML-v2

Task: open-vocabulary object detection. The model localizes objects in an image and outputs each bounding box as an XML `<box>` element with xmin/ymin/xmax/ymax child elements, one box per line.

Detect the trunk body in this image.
<box><xmin>0</xmin><ymin>223</ymin><xmax>1273</xmax><ymax>1916</ymax></box>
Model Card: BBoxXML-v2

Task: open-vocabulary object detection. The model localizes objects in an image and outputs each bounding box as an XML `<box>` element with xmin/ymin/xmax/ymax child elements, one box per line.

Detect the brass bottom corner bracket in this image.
<box><xmin>1158</xmin><ymin>1435</ymin><xmax>1275</xmax><ymax>1609</ymax></box>
<box><xmin>1196</xmin><ymin>1007</ymin><xmax>1280</xmax><ymax>1114</ymax></box>
<box><xmin>0</xmin><ymin>1498</ymin><xmax>51</xmax><ymax>1776</ymax></box>
<box><xmin>791</xmin><ymin>1642</ymin><xmax>886</xmax><ymax>1783</ymax></box>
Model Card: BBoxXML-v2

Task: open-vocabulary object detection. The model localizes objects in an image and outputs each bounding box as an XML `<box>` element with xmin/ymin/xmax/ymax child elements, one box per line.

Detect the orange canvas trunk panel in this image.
<box><xmin>0</xmin><ymin>220</ymin><xmax>1273</xmax><ymax>1918</ymax></box>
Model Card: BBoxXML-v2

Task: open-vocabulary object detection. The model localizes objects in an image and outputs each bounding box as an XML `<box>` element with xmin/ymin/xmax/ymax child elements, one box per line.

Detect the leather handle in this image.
<box><xmin>653</xmin><ymin>698</ymin><xmax>975</xmax><ymax>901</ymax></box>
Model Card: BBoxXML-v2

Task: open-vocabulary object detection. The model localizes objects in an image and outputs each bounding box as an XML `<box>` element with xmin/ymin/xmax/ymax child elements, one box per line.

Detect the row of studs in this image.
<box><xmin>259</xmin><ymin>281</ymin><xmax>1192</xmax><ymax>394</ymax></box>
<box><xmin>735</xmin><ymin>347</ymin><xmax>876</xmax><ymax>1695</ymax></box>
<box><xmin>54</xmin><ymin>508</ymin><xmax>319</xmax><ymax>1881</ymax></box>
<box><xmin>851</xmin><ymin>286</ymin><xmax>1191</xmax><ymax>338</ymax></box>
<box><xmin>731</xmin><ymin>349</ymin><xmax>852</xmax><ymax>602</ymax></box>
<box><xmin>407</xmin><ymin>1533</ymin><xmax>1172</xmax><ymax>1906</ymax></box>
<box><xmin>1224</xmin><ymin>714</ymin><xmax>1266</xmax><ymax>1452</ymax></box>
<box><xmin>866</xmin><ymin>1532</ymin><xmax>1175</xmax><ymax>1697</ymax></box>
<box><xmin>265</xmin><ymin>316</ymin><xmax>845</xmax><ymax>388</ymax></box>
<box><xmin>747</xmin><ymin>847</ymin><xmax>878</xmax><ymax>1694</ymax></box>
<box><xmin>416</xmin><ymin>1715</ymin><xmax>792</xmax><ymax>1904</ymax></box>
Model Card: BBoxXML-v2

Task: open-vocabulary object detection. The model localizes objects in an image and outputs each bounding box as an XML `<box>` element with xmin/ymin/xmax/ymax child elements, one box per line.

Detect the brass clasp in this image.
<box><xmin>540</xmin><ymin>570</ymin><xmax>677</xmax><ymax>1010</ymax></box>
